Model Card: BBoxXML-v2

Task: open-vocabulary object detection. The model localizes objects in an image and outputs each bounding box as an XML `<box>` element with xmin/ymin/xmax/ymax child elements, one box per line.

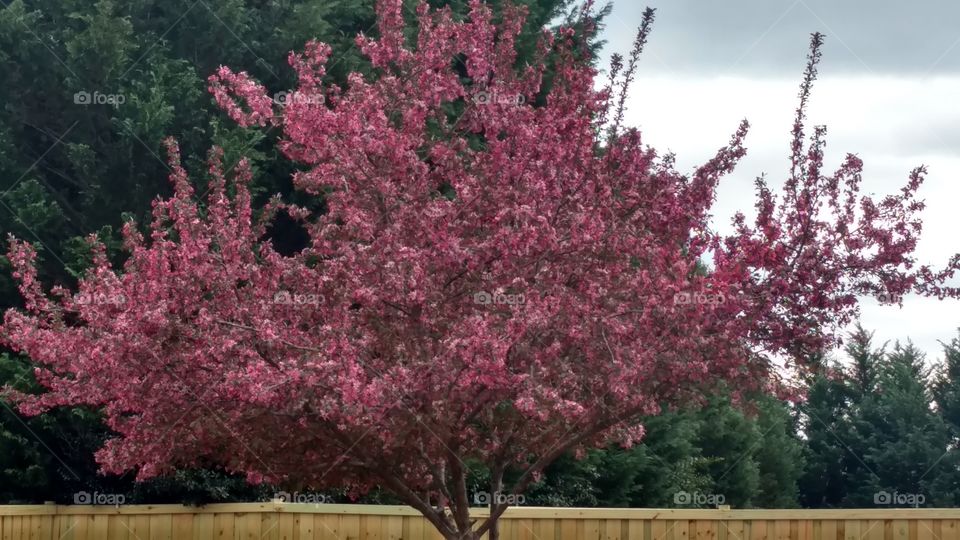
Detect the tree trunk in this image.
<box><xmin>489</xmin><ymin>468</ymin><xmax>504</xmax><ymax>540</ymax></box>
<box><xmin>449</xmin><ymin>532</ymin><xmax>481</xmax><ymax>540</ymax></box>
<box><xmin>489</xmin><ymin>518</ymin><xmax>500</xmax><ymax>540</ymax></box>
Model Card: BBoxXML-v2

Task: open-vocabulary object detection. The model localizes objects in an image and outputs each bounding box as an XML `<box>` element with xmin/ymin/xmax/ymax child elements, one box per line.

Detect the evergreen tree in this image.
<box><xmin>844</xmin><ymin>342</ymin><xmax>949</xmax><ymax>507</ymax></box>
<box><xmin>695</xmin><ymin>393</ymin><xmax>761</xmax><ymax>507</ymax></box>
<box><xmin>752</xmin><ymin>394</ymin><xmax>804</xmax><ymax>508</ymax></box>
<box><xmin>835</xmin><ymin>327</ymin><xmax>885</xmax><ymax>506</ymax></box>
<box><xmin>928</xmin><ymin>331</ymin><xmax>960</xmax><ymax>505</ymax></box>
<box><xmin>934</xmin><ymin>331</ymin><xmax>960</xmax><ymax>440</ymax></box>
<box><xmin>531</xmin><ymin>392</ymin><xmax>804</xmax><ymax>509</ymax></box>
<box><xmin>523</xmin><ymin>407</ymin><xmax>714</xmax><ymax>507</ymax></box>
<box><xmin>595</xmin><ymin>408</ymin><xmax>714</xmax><ymax>507</ymax></box>
<box><xmin>797</xmin><ymin>359</ymin><xmax>851</xmax><ymax>507</ymax></box>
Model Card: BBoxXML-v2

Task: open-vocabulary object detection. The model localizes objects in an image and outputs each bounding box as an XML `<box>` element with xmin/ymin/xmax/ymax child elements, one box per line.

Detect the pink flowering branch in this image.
<box><xmin>3</xmin><ymin>3</ymin><xmax>958</xmax><ymax>540</ymax></box>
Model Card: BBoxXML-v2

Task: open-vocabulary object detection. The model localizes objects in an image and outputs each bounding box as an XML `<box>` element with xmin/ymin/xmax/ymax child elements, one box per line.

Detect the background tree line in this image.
<box><xmin>0</xmin><ymin>0</ymin><xmax>957</xmax><ymax>508</ymax></box>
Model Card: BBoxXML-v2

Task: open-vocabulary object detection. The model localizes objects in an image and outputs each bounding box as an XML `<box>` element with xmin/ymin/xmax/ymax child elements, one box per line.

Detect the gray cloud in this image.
<box><xmin>600</xmin><ymin>0</ymin><xmax>960</xmax><ymax>76</ymax></box>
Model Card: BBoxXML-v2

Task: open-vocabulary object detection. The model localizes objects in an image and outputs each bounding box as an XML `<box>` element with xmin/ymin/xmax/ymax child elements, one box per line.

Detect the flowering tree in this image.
<box><xmin>4</xmin><ymin>0</ymin><xmax>958</xmax><ymax>538</ymax></box>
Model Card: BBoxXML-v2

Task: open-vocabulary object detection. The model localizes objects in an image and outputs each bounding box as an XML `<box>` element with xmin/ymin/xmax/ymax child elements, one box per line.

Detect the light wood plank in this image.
<box><xmin>406</xmin><ymin>516</ymin><xmax>425</xmax><ymax>540</ymax></box>
<box><xmin>845</xmin><ymin>521</ymin><xmax>861</xmax><ymax>540</ymax></box>
<box><xmin>653</xmin><ymin>520</ymin><xmax>668</xmax><ymax>540</ymax></box>
<box><xmin>942</xmin><ymin>520</ymin><xmax>958</xmax><ymax>540</ymax></box>
<box><xmin>192</xmin><ymin>514</ymin><xmax>214</xmax><ymax>540</ymax></box>
<box><xmin>538</xmin><ymin>519</ymin><xmax>557</xmax><ymax>540</ymax></box>
<box><xmin>90</xmin><ymin>516</ymin><xmax>109</xmax><ymax>540</ymax></box>
<box><xmin>235</xmin><ymin>513</ymin><xmax>259</xmax><ymax>540</ymax></box>
<box><xmin>361</xmin><ymin>514</ymin><xmax>381</xmax><ymax>540</ymax></box>
<box><xmin>318</xmin><ymin>514</ymin><xmax>340</xmax><ymax>540</ymax></box>
<box><xmin>627</xmin><ymin>520</ymin><xmax>645</xmax><ymax>540</ymax></box>
<box><xmin>750</xmin><ymin>519</ymin><xmax>767</xmax><ymax>540</ymax></box>
<box><xmin>725</xmin><ymin>520</ymin><xmax>745</xmax><ymax>540</ymax></box>
<box><xmin>671</xmin><ymin>520</ymin><xmax>688</xmax><ymax>540</ymax></box>
<box><xmin>260</xmin><ymin>513</ymin><xmax>279</xmax><ymax>540</ymax></box>
<box><xmin>106</xmin><ymin>515</ymin><xmax>128</xmax><ymax>540</ymax></box>
<box><xmin>278</xmin><ymin>514</ymin><xmax>295</xmax><ymax>540</ymax></box>
<box><xmin>148</xmin><ymin>515</ymin><xmax>171</xmax><ymax>540</ymax></box>
<box><xmin>130</xmin><ymin>515</ymin><xmax>150</xmax><ymax>540</ymax></box>
<box><xmin>214</xmin><ymin>514</ymin><xmax>234</xmax><ymax>540</ymax></box>
<box><xmin>340</xmin><ymin>515</ymin><xmax>359</xmax><ymax>540</ymax></box>
<box><xmin>172</xmin><ymin>514</ymin><xmax>192</xmax><ymax>540</ymax></box>
<box><xmin>821</xmin><ymin>521</ymin><xmax>838</xmax><ymax>540</ymax></box>
<box><xmin>892</xmin><ymin>521</ymin><xmax>909</xmax><ymax>540</ymax></box>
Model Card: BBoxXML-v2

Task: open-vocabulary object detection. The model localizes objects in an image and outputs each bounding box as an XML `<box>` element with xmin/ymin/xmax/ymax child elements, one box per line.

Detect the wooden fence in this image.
<box><xmin>2</xmin><ymin>504</ymin><xmax>959</xmax><ymax>540</ymax></box>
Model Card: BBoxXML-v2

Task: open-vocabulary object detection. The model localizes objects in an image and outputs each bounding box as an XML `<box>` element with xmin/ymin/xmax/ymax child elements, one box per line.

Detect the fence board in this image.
<box><xmin>106</xmin><ymin>514</ymin><xmax>127</xmax><ymax>540</ymax></box>
<box><xmin>192</xmin><ymin>514</ymin><xmax>214</xmax><ymax>540</ymax></box>
<box><xmin>150</xmin><ymin>514</ymin><xmax>172</xmax><ymax>540</ymax></box>
<box><xmin>260</xmin><ymin>513</ymin><xmax>279</xmax><ymax>540</ymax></box>
<box><xmin>944</xmin><ymin>520</ymin><xmax>959</xmax><ymax>540</ymax></box>
<box><xmin>539</xmin><ymin>519</ymin><xmax>557</xmax><ymax>540</ymax></box>
<box><xmin>72</xmin><ymin>516</ymin><xmax>88</xmax><ymax>540</ymax></box>
<box><xmin>173</xmin><ymin>514</ymin><xmax>194</xmax><ymax>540</ymax></box>
<box><xmin>893</xmin><ymin>520</ymin><xmax>910</xmax><ymax>540</ymax></box>
<box><xmin>341</xmin><ymin>514</ymin><xmax>360</xmax><ymax>540</ymax></box>
<box><xmin>673</xmin><ymin>519</ymin><xmax>688</xmax><ymax>540</ymax></box>
<box><xmin>213</xmin><ymin>513</ymin><xmax>232</xmax><ymax>540</ymax></box>
<box><xmin>822</xmin><ymin>521</ymin><xmax>838</xmax><ymax>540</ymax></box>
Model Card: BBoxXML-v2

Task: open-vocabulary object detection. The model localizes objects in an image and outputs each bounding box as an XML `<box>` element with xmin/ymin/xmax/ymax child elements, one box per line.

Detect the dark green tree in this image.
<box><xmin>934</xmin><ymin>331</ymin><xmax>960</xmax><ymax>440</ymax></box>
<box><xmin>927</xmin><ymin>332</ymin><xmax>960</xmax><ymax>505</ymax></box>
<box><xmin>695</xmin><ymin>393</ymin><xmax>761</xmax><ymax>507</ymax></box>
<box><xmin>752</xmin><ymin>394</ymin><xmax>804</xmax><ymax>507</ymax></box>
<box><xmin>797</xmin><ymin>358</ymin><xmax>852</xmax><ymax>508</ymax></box>
<box><xmin>510</xmin><ymin>407</ymin><xmax>714</xmax><ymax>507</ymax></box>
<box><xmin>591</xmin><ymin>408</ymin><xmax>714</xmax><ymax>508</ymax></box>
<box><xmin>527</xmin><ymin>392</ymin><xmax>804</xmax><ymax>509</ymax></box>
<box><xmin>844</xmin><ymin>341</ymin><xmax>949</xmax><ymax>507</ymax></box>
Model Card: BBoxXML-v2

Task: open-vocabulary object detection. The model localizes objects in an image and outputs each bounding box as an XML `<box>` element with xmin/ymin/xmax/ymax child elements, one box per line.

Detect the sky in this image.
<box><xmin>596</xmin><ymin>0</ymin><xmax>960</xmax><ymax>363</ymax></box>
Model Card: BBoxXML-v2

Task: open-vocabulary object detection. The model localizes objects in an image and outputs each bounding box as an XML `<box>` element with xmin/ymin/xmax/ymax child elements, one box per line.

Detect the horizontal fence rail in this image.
<box><xmin>2</xmin><ymin>504</ymin><xmax>960</xmax><ymax>540</ymax></box>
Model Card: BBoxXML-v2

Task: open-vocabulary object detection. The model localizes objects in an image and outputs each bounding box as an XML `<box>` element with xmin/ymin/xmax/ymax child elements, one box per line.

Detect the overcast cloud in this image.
<box><xmin>600</xmin><ymin>0</ymin><xmax>960</xmax><ymax>76</ymax></box>
<box><xmin>598</xmin><ymin>0</ymin><xmax>960</xmax><ymax>363</ymax></box>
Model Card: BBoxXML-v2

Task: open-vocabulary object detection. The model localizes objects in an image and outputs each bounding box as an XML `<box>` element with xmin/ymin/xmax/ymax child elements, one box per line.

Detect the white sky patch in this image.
<box><xmin>620</xmin><ymin>75</ymin><xmax>960</xmax><ymax>362</ymax></box>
